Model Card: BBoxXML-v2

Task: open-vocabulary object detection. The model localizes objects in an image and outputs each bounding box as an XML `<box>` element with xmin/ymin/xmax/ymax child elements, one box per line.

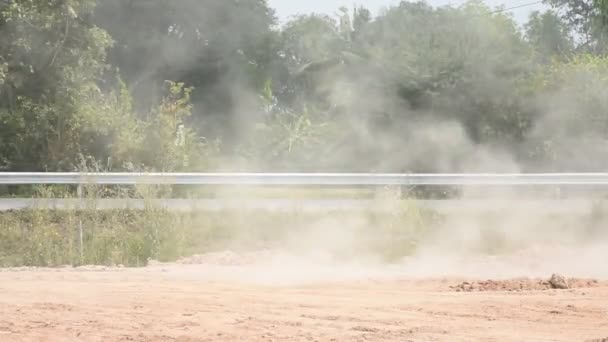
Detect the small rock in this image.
<box><xmin>549</xmin><ymin>274</ymin><xmax>570</xmax><ymax>289</ymax></box>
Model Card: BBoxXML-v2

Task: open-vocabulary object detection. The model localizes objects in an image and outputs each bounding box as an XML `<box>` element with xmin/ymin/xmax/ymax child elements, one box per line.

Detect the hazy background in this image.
<box><xmin>269</xmin><ymin>0</ymin><xmax>548</xmax><ymax>24</ymax></box>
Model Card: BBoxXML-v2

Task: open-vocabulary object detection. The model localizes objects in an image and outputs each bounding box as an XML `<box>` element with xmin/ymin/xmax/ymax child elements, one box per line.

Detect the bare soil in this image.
<box><xmin>1</xmin><ymin>258</ymin><xmax>608</xmax><ymax>342</ymax></box>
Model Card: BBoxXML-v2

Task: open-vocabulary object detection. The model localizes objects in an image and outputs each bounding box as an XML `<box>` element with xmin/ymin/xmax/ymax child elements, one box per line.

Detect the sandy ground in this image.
<box><xmin>1</xmin><ymin>255</ymin><xmax>608</xmax><ymax>342</ymax></box>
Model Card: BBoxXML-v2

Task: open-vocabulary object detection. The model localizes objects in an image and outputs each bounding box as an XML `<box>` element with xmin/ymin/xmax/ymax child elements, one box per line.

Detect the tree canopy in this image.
<box><xmin>1</xmin><ymin>0</ymin><xmax>607</xmax><ymax>174</ymax></box>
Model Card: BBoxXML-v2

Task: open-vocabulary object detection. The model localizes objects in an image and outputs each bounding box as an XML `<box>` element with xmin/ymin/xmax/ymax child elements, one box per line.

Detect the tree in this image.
<box><xmin>353</xmin><ymin>6</ymin><xmax>372</xmax><ymax>38</ymax></box>
<box><xmin>280</xmin><ymin>14</ymin><xmax>345</xmax><ymax>73</ymax></box>
<box><xmin>256</xmin><ymin>1</ymin><xmax>539</xmax><ymax>172</ymax></box>
<box><xmin>546</xmin><ymin>0</ymin><xmax>608</xmax><ymax>52</ymax></box>
<box><xmin>138</xmin><ymin>81</ymin><xmax>219</xmax><ymax>172</ymax></box>
<box><xmin>521</xmin><ymin>54</ymin><xmax>608</xmax><ymax>171</ymax></box>
<box><xmin>93</xmin><ymin>0</ymin><xmax>281</xmax><ymax>144</ymax></box>
<box><xmin>0</xmin><ymin>0</ymin><xmax>114</xmax><ymax>171</ymax></box>
<box><xmin>350</xmin><ymin>0</ymin><xmax>534</xmax><ymax>143</ymax></box>
<box><xmin>525</xmin><ymin>10</ymin><xmax>574</xmax><ymax>60</ymax></box>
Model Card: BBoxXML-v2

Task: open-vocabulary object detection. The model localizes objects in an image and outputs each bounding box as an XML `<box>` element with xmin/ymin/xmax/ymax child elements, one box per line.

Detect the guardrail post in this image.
<box><xmin>79</xmin><ymin>220</ymin><xmax>84</xmax><ymax>264</ymax></box>
<box><xmin>77</xmin><ymin>183</ymin><xmax>84</xmax><ymax>264</ymax></box>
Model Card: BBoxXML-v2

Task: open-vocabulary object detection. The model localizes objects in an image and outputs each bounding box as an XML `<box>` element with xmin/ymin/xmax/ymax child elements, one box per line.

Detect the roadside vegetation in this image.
<box><xmin>2</xmin><ymin>1</ymin><xmax>608</xmax><ymax>176</ymax></box>
<box><xmin>0</xmin><ymin>186</ymin><xmax>441</xmax><ymax>267</ymax></box>
<box><xmin>1</xmin><ymin>184</ymin><xmax>606</xmax><ymax>267</ymax></box>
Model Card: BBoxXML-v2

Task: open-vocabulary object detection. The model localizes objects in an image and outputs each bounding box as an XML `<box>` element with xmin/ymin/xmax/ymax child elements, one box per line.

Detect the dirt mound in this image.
<box><xmin>451</xmin><ymin>274</ymin><xmax>599</xmax><ymax>292</ymax></box>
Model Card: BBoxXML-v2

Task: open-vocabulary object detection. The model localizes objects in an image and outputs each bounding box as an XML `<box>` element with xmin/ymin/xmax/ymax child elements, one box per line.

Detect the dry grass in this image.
<box><xmin>0</xmin><ymin>184</ymin><xmax>442</xmax><ymax>267</ymax></box>
<box><xmin>2</xmin><ymin>184</ymin><xmax>607</xmax><ymax>268</ymax></box>
<box><xmin>0</xmin><ymin>207</ymin><xmax>440</xmax><ymax>268</ymax></box>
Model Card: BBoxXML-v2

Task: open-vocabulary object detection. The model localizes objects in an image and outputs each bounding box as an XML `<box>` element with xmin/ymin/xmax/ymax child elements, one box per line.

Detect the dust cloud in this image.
<box><xmin>149</xmin><ymin>194</ymin><xmax>608</xmax><ymax>285</ymax></box>
<box><xmin>91</xmin><ymin>1</ymin><xmax>608</xmax><ymax>283</ymax></box>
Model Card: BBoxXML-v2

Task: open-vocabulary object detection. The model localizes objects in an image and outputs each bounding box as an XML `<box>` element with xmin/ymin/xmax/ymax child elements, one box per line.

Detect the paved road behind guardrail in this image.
<box><xmin>0</xmin><ymin>198</ymin><xmax>602</xmax><ymax>215</ymax></box>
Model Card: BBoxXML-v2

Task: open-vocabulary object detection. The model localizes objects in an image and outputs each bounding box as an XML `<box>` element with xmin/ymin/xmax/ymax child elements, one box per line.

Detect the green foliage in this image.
<box><xmin>521</xmin><ymin>54</ymin><xmax>608</xmax><ymax>170</ymax></box>
<box><xmin>526</xmin><ymin>10</ymin><xmax>574</xmax><ymax>60</ymax></box>
<box><xmin>0</xmin><ymin>192</ymin><xmax>443</xmax><ymax>267</ymax></box>
<box><xmin>0</xmin><ymin>207</ymin><xmax>192</xmax><ymax>267</ymax></box>
<box><xmin>365</xmin><ymin>0</ymin><xmax>534</xmax><ymax>143</ymax></box>
<box><xmin>242</xmin><ymin>108</ymin><xmax>334</xmax><ymax>170</ymax></box>
<box><xmin>281</xmin><ymin>14</ymin><xmax>344</xmax><ymax>71</ymax></box>
<box><xmin>93</xmin><ymin>0</ymin><xmax>280</xmax><ymax>140</ymax></box>
<box><xmin>0</xmin><ymin>0</ymin><xmax>113</xmax><ymax>171</ymax></box>
<box><xmin>1</xmin><ymin>0</ymin><xmax>608</xmax><ymax>175</ymax></box>
<box><xmin>139</xmin><ymin>81</ymin><xmax>205</xmax><ymax>171</ymax></box>
<box><xmin>547</xmin><ymin>0</ymin><xmax>608</xmax><ymax>52</ymax></box>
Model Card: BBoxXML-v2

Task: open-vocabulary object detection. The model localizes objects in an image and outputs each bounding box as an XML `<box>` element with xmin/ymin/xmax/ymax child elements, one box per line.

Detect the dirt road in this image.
<box><xmin>0</xmin><ymin>261</ymin><xmax>607</xmax><ymax>342</ymax></box>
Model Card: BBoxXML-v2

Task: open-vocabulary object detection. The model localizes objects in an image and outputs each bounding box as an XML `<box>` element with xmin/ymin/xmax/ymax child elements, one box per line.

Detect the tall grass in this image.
<box><xmin>3</xmin><ymin>183</ymin><xmax>604</xmax><ymax>268</ymax></box>
<box><xmin>0</xmin><ymin>209</ymin><xmax>440</xmax><ymax>267</ymax></box>
<box><xmin>0</xmin><ymin>183</ymin><xmax>186</xmax><ymax>267</ymax></box>
<box><xmin>0</xmin><ymin>184</ymin><xmax>443</xmax><ymax>267</ymax></box>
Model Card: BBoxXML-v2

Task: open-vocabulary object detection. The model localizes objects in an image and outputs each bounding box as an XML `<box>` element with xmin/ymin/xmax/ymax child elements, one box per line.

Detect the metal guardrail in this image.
<box><xmin>2</xmin><ymin>173</ymin><xmax>607</xmax><ymax>212</ymax></box>
<box><xmin>2</xmin><ymin>172</ymin><xmax>608</xmax><ymax>185</ymax></box>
